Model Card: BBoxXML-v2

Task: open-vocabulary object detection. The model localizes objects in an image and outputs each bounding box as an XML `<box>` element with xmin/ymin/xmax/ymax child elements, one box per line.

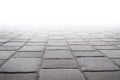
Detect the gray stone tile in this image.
<box><xmin>44</xmin><ymin>50</ymin><xmax>73</xmax><ymax>58</ymax></box>
<box><xmin>85</xmin><ymin>72</ymin><xmax>120</xmax><ymax>80</ymax></box>
<box><xmin>100</xmin><ymin>50</ymin><xmax>120</xmax><ymax>58</ymax></box>
<box><xmin>112</xmin><ymin>59</ymin><xmax>120</xmax><ymax>66</ymax></box>
<box><xmin>0</xmin><ymin>73</ymin><xmax>36</xmax><ymax>80</ymax></box>
<box><xmin>94</xmin><ymin>45</ymin><xmax>118</xmax><ymax>50</ymax></box>
<box><xmin>70</xmin><ymin>45</ymin><xmax>95</xmax><ymax>51</ymax></box>
<box><xmin>66</xmin><ymin>39</ymin><xmax>84</xmax><ymax>41</ymax></box>
<box><xmin>108</xmin><ymin>41</ymin><xmax>120</xmax><ymax>45</ymax></box>
<box><xmin>46</xmin><ymin>46</ymin><xmax>69</xmax><ymax>50</ymax></box>
<box><xmin>68</xmin><ymin>41</ymin><xmax>88</xmax><ymax>45</ymax></box>
<box><xmin>84</xmin><ymin>38</ymin><xmax>102</xmax><ymax>41</ymax></box>
<box><xmin>42</xmin><ymin>59</ymin><xmax>78</xmax><ymax>68</ymax></box>
<box><xmin>0</xmin><ymin>51</ymin><xmax>15</xmax><ymax>59</ymax></box>
<box><xmin>115</xmin><ymin>45</ymin><xmax>120</xmax><ymax>48</ymax></box>
<box><xmin>0</xmin><ymin>60</ymin><xmax>5</xmax><ymax>66</ymax></box>
<box><xmin>0</xmin><ymin>46</ymin><xmax>20</xmax><ymax>51</ymax></box>
<box><xmin>77</xmin><ymin>57</ymin><xmax>119</xmax><ymax>71</ymax></box>
<box><xmin>13</xmin><ymin>52</ymin><xmax>43</xmax><ymax>58</ymax></box>
<box><xmin>19</xmin><ymin>46</ymin><xmax>45</xmax><ymax>51</ymax></box>
<box><xmin>0</xmin><ymin>39</ymin><xmax>10</xmax><ymax>42</ymax></box>
<box><xmin>26</xmin><ymin>42</ymin><xmax>46</xmax><ymax>46</ymax></box>
<box><xmin>48</xmin><ymin>41</ymin><xmax>67</xmax><ymax>46</ymax></box>
<box><xmin>3</xmin><ymin>42</ymin><xmax>26</xmax><ymax>46</ymax></box>
<box><xmin>39</xmin><ymin>69</ymin><xmax>85</xmax><ymax>80</ymax></box>
<box><xmin>88</xmin><ymin>41</ymin><xmax>110</xmax><ymax>46</ymax></box>
<box><xmin>102</xmin><ymin>38</ymin><xmax>120</xmax><ymax>41</ymax></box>
<box><xmin>0</xmin><ymin>58</ymin><xmax>41</xmax><ymax>72</ymax></box>
<box><xmin>73</xmin><ymin>51</ymin><xmax>103</xmax><ymax>57</ymax></box>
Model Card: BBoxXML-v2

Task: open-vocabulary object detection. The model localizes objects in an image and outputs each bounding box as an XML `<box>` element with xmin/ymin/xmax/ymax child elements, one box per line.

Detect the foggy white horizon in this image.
<box><xmin>0</xmin><ymin>0</ymin><xmax>120</xmax><ymax>28</ymax></box>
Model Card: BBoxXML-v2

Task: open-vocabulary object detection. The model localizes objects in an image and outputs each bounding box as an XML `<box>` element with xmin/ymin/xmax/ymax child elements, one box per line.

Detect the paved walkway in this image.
<box><xmin>0</xmin><ymin>27</ymin><xmax>120</xmax><ymax>80</ymax></box>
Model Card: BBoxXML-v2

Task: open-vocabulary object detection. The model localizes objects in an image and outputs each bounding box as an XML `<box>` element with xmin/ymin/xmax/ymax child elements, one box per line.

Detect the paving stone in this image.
<box><xmin>10</xmin><ymin>39</ymin><xmax>28</xmax><ymax>42</ymax></box>
<box><xmin>0</xmin><ymin>43</ymin><xmax>3</xmax><ymax>45</ymax></box>
<box><xmin>0</xmin><ymin>46</ymin><xmax>20</xmax><ymax>51</ymax></box>
<box><xmin>68</xmin><ymin>41</ymin><xmax>88</xmax><ymax>45</ymax></box>
<box><xmin>0</xmin><ymin>73</ymin><xmax>36</xmax><ymax>80</ymax></box>
<box><xmin>94</xmin><ymin>45</ymin><xmax>118</xmax><ymax>50</ymax></box>
<box><xmin>0</xmin><ymin>60</ymin><xmax>5</xmax><ymax>66</ymax></box>
<box><xmin>19</xmin><ymin>46</ymin><xmax>45</xmax><ymax>51</ymax></box>
<box><xmin>73</xmin><ymin>51</ymin><xmax>103</xmax><ymax>57</ymax></box>
<box><xmin>108</xmin><ymin>41</ymin><xmax>120</xmax><ymax>45</ymax></box>
<box><xmin>102</xmin><ymin>38</ymin><xmax>120</xmax><ymax>41</ymax></box>
<box><xmin>66</xmin><ymin>39</ymin><xmax>84</xmax><ymax>41</ymax></box>
<box><xmin>3</xmin><ymin>42</ymin><xmax>26</xmax><ymax>46</ymax></box>
<box><xmin>29</xmin><ymin>39</ymin><xmax>47</xmax><ymax>42</ymax></box>
<box><xmin>0</xmin><ymin>58</ymin><xmax>41</xmax><ymax>72</ymax></box>
<box><xmin>44</xmin><ymin>50</ymin><xmax>73</xmax><ymax>58</ymax></box>
<box><xmin>111</xmin><ymin>59</ymin><xmax>120</xmax><ymax>66</ymax></box>
<box><xmin>100</xmin><ymin>50</ymin><xmax>120</xmax><ymax>58</ymax></box>
<box><xmin>39</xmin><ymin>69</ymin><xmax>85</xmax><ymax>80</ymax></box>
<box><xmin>88</xmin><ymin>41</ymin><xmax>110</xmax><ymax>46</ymax></box>
<box><xmin>84</xmin><ymin>38</ymin><xmax>102</xmax><ymax>41</ymax></box>
<box><xmin>13</xmin><ymin>52</ymin><xmax>43</xmax><ymax>58</ymax></box>
<box><xmin>46</xmin><ymin>46</ymin><xmax>69</xmax><ymax>50</ymax></box>
<box><xmin>70</xmin><ymin>45</ymin><xmax>95</xmax><ymax>51</ymax></box>
<box><xmin>26</xmin><ymin>42</ymin><xmax>46</xmax><ymax>46</ymax></box>
<box><xmin>85</xmin><ymin>72</ymin><xmax>120</xmax><ymax>80</ymax></box>
<box><xmin>48</xmin><ymin>41</ymin><xmax>67</xmax><ymax>46</ymax></box>
<box><xmin>42</xmin><ymin>59</ymin><xmax>78</xmax><ymax>68</ymax></box>
<box><xmin>49</xmin><ymin>37</ymin><xmax>64</xmax><ymax>39</ymax></box>
<box><xmin>0</xmin><ymin>51</ymin><xmax>15</xmax><ymax>59</ymax></box>
<box><xmin>115</xmin><ymin>45</ymin><xmax>120</xmax><ymax>48</ymax></box>
<box><xmin>0</xmin><ymin>39</ymin><xmax>10</xmax><ymax>42</ymax></box>
<box><xmin>77</xmin><ymin>57</ymin><xmax>119</xmax><ymax>71</ymax></box>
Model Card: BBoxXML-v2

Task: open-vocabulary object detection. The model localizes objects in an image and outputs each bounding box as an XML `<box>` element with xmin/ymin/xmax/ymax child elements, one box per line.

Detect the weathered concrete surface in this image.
<box><xmin>0</xmin><ymin>26</ymin><xmax>120</xmax><ymax>80</ymax></box>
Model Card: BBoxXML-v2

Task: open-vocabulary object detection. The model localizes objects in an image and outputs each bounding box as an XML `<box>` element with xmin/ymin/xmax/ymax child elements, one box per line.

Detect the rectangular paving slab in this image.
<box><xmin>0</xmin><ymin>73</ymin><xmax>36</xmax><ymax>80</ymax></box>
<box><xmin>100</xmin><ymin>50</ymin><xmax>120</xmax><ymax>58</ymax></box>
<box><xmin>73</xmin><ymin>51</ymin><xmax>103</xmax><ymax>57</ymax></box>
<box><xmin>85</xmin><ymin>72</ymin><xmax>120</xmax><ymax>80</ymax></box>
<box><xmin>0</xmin><ymin>58</ymin><xmax>41</xmax><ymax>72</ymax></box>
<box><xmin>19</xmin><ymin>46</ymin><xmax>45</xmax><ymax>51</ymax></box>
<box><xmin>0</xmin><ymin>51</ymin><xmax>15</xmax><ymax>59</ymax></box>
<box><xmin>13</xmin><ymin>52</ymin><xmax>43</xmax><ymax>58</ymax></box>
<box><xmin>70</xmin><ymin>45</ymin><xmax>95</xmax><ymax>51</ymax></box>
<box><xmin>39</xmin><ymin>69</ymin><xmax>85</xmax><ymax>80</ymax></box>
<box><xmin>77</xmin><ymin>57</ymin><xmax>119</xmax><ymax>71</ymax></box>
<box><xmin>44</xmin><ymin>50</ymin><xmax>73</xmax><ymax>58</ymax></box>
<box><xmin>42</xmin><ymin>59</ymin><xmax>78</xmax><ymax>69</ymax></box>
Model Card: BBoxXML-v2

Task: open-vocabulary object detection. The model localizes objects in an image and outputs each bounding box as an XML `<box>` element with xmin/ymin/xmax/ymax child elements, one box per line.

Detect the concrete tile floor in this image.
<box><xmin>0</xmin><ymin>26</ymin><xmax>120</xmax><ymax>80</ymax></box>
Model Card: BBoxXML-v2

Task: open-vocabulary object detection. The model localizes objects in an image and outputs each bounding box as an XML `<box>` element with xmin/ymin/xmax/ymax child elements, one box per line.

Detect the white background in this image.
<box><xmin>0</xmin><ymin>0</ymin><xmax>120</xmax><ymax>28</ymax></box>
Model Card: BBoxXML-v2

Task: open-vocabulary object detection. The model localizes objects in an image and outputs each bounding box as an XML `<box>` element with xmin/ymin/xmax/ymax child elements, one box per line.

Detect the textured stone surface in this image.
<box><xmin>46</xmin><ymin>46</ymin><xmax>69</xmax><ymax>50</ymax></box>
<box><xmin>0</xmin><ymin>58</ymin><xmax>41</xmax><ymax>72</ymax></box>
<box><xmin>42</xmin><ymin>59</ymin><xmax>78</xmax><ymax>68</ymax></box>
<box><xmin>44</xmin><ymin>50</ymin><xmax>73</xmax><ymax>58</ymax></box>
<box><xmin>70</xmin><ymin>45</ymin><xmax>95</xmax><ymax>51</ymax></box>
<box><xmin>77</xmin><ymin>57</ymin><xmax>119</xmax><ymax>71</ymax></box>
<box><xmin>73</xmin><ymin>51</ymin><xmax>103</xmax><ymax>57</ymax></box>
<box><xmin>13</xmin><ymin>52</ymin><xmax>43</xmax><ymax>58</ymax></box>
<box><xmin>0</xmin><ymin>60</ymin><xmax>5</xmax><ymax>66</ymax></box>
<box><xmin>1</xmin><ymin>27</ymin><xmax>120</xmax><ymax>80</ymax></box>
<box><xmin>19</xmin><ymin>46</ymin><xmax>45</xmax><ymax>51</ymax></box>
<box><xmin>0</xmin><ymin>73</ymin><xmax>36</xmax><ymax>80</ymax></box>
<box><xmin>111</xmin><ymin>59</ymin><xmax>120</xmax><ymax>66</ymax></box>
<box><xmin>3</xmin><ymin>42</ymin><xmax>26</xmax><ymax>46</ymax></box>
<box><xmin>39</xmin><ymin>69</ymin><xmax>85</xmax><ymax>80</ymax></box>
<box><xmin>0</xmin><ymin>51</ymin><xmax>15</xmax><ymax>59</ymax></box>
<box><xmin>85</xmin><ymin>72</ymin><xmax>120</xmax><ymax>80</ymax></box>
<box><xmin>94</xmin><ymin>45</ymin><xmax>118</xmax><ymax>50</ymax></box>
<box><xmin>0</xmin><ymin>46</ymin><xmax>20</xmax><ymax>51</ymax></box>
<box><xmin>100</xmin><ymin>50</ymin><xmax>120</xmax><ymax>58</ymax></box>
